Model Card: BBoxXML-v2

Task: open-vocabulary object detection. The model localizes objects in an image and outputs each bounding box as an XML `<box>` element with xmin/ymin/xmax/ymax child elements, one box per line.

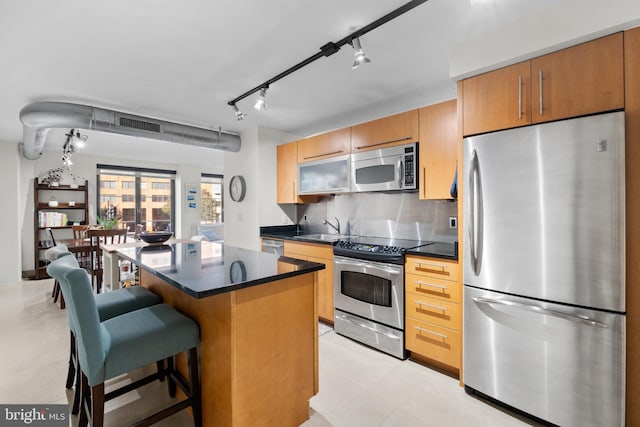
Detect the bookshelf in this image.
<box><xmin>33</xmin><ymin>177</ymin><xmax>88</xmax><ymax>279</ymax></box>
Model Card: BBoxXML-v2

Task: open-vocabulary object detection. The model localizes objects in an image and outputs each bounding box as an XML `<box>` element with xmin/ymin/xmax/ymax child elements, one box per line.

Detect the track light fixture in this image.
<box><xmin>351</xmin><ymin>37</ymin><xmax>372</xmax><ymax>69</ymax></box>
<box><xmin>231</xmin><ymin>104</ymin><xmax>247</xmax><ymax>121</ymax></box>
<box><xmin>227</xmin><ymin>0</ymin><xmax>428</xmax><ymax>118</ymax></box>
<box><xmin>62</xmin><ymin>128</ymin><xmax>87</xmax><ymax>168</ymax></box>
<box><xmin>254</xmin><ymin>87</ymin><xmax>268</xmax><ymax>111</ymax></box>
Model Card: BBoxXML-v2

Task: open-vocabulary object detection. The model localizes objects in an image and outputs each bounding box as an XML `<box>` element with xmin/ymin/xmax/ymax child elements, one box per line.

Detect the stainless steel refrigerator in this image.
<box><xmin>462</xmin><ymin>111</ymin><xmax>626</xmax><ymax>427</ymax></box>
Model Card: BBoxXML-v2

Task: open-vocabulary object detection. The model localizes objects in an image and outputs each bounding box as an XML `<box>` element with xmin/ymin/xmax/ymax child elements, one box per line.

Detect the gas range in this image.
<box><xmin>333</xmin><ymin>236</ymin><xmax>433</xmax><ymax>265</ymax></box>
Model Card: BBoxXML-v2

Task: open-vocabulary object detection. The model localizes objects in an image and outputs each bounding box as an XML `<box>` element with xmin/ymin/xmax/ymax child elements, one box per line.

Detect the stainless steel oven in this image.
<box><xmin>334</xmin><ymin>255</ymin><xmax>405</xmax><ymax>359</ymax></box>
<box><xmin>332</xmin><ymin>236</ymin><xmax>430</xmax><ymax>359</ymax></box>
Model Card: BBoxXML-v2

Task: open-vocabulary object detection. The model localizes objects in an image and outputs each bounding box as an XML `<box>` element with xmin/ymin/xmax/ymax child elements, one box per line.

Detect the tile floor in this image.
<box><xmin>1</xmin><ymin>279</ymin><xmax>541</xmax><ymax>426</ymax></box>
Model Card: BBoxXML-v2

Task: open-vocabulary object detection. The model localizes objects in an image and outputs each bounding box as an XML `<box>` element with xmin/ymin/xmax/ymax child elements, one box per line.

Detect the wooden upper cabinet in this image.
<box><xmin>351</xmin><ymin>109</ymin><xmax>419</xmax><ymax>152</ymax></box>
<box><xmin>419</xmin><ymin>100</ymin><xmax>458</xmax><ymax>200</ymax></box>
<box><xmin>277</xmin><ymin>141</ymin><xmax>318</xmax><ymax>204</ymax></box>
<box><xmin>462</xmin><ymin>61</ymin><xmax>531</xmax><ymax>136</ymax></box>
<box><xmin>297</xmin><ymin>128</ymin><xmax>350</xmax><ymax>163</ymax></box>
<box><xmin>531</xmin><ymin>32</ymin><xmax>624</xmax><ymax>123</ymax></box>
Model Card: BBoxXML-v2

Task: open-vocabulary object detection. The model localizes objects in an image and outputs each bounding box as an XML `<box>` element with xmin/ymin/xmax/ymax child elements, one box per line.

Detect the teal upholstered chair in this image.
<box><xmin>47</xmin><ymin>259</ymin><xmax>201</xmax><ymax>427</ymax></box>
<box><xmin>45</xmin><ymin>243</ymin><xmax>70</xmax><ymax>308</ymax></box>
<box><xmin>45</xmin><ymin>248</ymin><xmax>163</xmax><ymax>415</ymax></box>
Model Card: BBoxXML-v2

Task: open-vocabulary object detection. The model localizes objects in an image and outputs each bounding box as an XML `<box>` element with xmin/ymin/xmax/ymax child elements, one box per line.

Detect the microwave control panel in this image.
<box><xmin>404</xmin><ymin>146</ymin><xmax>415</xmax><ymax>188</ymax></box>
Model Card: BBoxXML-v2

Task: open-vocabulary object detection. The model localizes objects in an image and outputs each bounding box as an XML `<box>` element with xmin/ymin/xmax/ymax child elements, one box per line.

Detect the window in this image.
<box><xmin>152</xmin><ymin>195</ymin><xmax>170</xmax><ymax>203</ymax></box>
<box><xmin>97</xmin><ymin>165</ymin><xmax>175</xmax><ymax>233</ymax></box>
<box><xmin>201</xmin><ymin>174</ymin><xmax>223</xmax><ymax>223</ymax></box>
<box><xmin>152</xmin><ymin>182</ymin><xmax>170</xmax><ymax>190</ymax></box>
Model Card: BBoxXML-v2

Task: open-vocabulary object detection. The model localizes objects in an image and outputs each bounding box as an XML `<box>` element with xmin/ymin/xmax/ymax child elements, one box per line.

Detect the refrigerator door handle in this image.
<box><xmin>468</xmin><ymin>149</ymin><xmax>483</xmax><ymax>275</ymax></box>
<box><xmin>471</xmin><ymin>296</ymin><xmax>609</xmax><ymax>328</ymax></box>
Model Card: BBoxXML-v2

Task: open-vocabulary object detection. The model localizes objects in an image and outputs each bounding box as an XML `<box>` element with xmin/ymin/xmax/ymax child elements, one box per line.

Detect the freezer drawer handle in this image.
<box><xmin>471</xmin><ymin>297</ymin><xmax>608</xmax><ymax>328</ymax></box>
<box><xmin>414</xmin><ymin>326</ymin><xmax>448</xmax><ymax>340</ymax></box>
<box><xmin>415</xmin><ymin>281</ymin><xmax>448</xmax><ymax>291</ymax></box>
<box><xmin>336</xmin><ymin>314</ymin><xmax>402</xmax><ymax>340</ymax></box>
<box><xmin>414</xmin><ymin>301</ymin><xmax>448</xmax><ymax>311</ymax></box>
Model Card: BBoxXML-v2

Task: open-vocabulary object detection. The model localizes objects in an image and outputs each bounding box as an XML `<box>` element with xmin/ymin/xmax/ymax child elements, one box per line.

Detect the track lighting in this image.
<box><xmin>254</xmin><ymin>87</ymin><xmax>268</xmax><ymax>111</ymax></box>
<box><xmin>351</xmin><ymin>37</ymin><xmax>372</xmax><ymax>69</ymax></box>
<box><xmin>62</xmin><ymin>128</ymin><xmax>87</xmax><ymax>169</ymax></box>
<box><xmin>231</xmin><ymin>104</ymin><xmax>247</xmax><ymax>121</ymax></box>
<box><xmin>227</xmin><ymin>0</ymin><xmax>428</xmax><ymax>117</ymax></box>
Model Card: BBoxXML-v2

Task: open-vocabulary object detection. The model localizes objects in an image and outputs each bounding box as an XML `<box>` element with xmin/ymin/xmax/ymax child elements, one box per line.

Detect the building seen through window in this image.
<box><xmin>201</xmin><ymin>174</ymin><xmax>223</xmax><ymax>223</ymax></box>
<box><xmin>97</xmin><ymin>165</ymin><xmax>175</xmax><ymax>233</ymax></box>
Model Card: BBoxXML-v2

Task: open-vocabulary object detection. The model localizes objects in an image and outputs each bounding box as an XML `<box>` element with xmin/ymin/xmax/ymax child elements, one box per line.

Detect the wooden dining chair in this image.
<box><xmin>72</xmin><ymin>224</ymin><xmax>91</xmax><ymax>270</ymax></box>
<box><xmin>87</xmin><ymin>228</ymin><xmax>128</xmax><ymax>293</ymax></box>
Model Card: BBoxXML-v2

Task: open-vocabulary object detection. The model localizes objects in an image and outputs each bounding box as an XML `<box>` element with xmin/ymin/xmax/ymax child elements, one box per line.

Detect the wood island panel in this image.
<box><xmin>141</xmin><ymin>269</ymin><xmax>318</xmax><ymax>427</ymax></box>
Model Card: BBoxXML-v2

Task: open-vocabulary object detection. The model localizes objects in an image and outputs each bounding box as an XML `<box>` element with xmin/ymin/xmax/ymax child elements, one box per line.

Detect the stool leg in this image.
<box><xmin>167</xmin><ymin>356</ymin><xmax>177</xmax><ymax>397</ymax></box>
<box><xmin>90</xmin><ymin>383</ymin><xmax>105</xmax><ymax>427</ymax></box>
<box><xmin>189</xmin><ymin>347</ymin><xmax>202</xmax><ymax>427</ymax></box>
<box><xmin>65</xmin><ymin>332</ymin><xmax>75</xmax><ymax>389</ymax></box>
<box><xmin>79</xmin><ymin>373</ymin><xmax>89</xmax><ymax>427</ymax></box>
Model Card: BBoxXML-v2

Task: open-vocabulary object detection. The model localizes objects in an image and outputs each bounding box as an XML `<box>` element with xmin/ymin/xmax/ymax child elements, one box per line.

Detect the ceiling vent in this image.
<box><xmin>19</xmin><ymin>101</ymin><xmax>241</xmax><ymax>160</ymax></box>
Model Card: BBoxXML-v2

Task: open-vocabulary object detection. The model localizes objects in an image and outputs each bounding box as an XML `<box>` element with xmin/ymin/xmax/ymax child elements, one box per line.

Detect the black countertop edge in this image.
<box><xmin>405</xmin><ymin>241</ymin><xmax>459</xmax><ymax>261</ymax></box>
<box><xmin>116</xmin><ymin>251</ymin><xmax>325</xmax><ymax>299</ymax></box>
<box><xmin>404</xmin><ymin>248</ymin><xmax>458</xmax><ymax>261</ymax></box>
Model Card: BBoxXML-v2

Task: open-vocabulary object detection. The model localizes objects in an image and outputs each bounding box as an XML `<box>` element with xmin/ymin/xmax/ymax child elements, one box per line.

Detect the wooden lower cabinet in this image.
<box><xmin>284</xmin><ymin>241</ymin><xmax>334</xmax><ymax>323</ymax></box>
<box><xmin>405</xmin><ymin>255</ymin><xmax>461</xmax><ymax>374</ymax></box>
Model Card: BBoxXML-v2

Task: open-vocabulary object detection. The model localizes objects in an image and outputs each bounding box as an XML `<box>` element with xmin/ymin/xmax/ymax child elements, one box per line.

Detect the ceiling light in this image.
<box><xmin>72</xmin><ymin>129</ymin><xmax>87</xmax><ymax>148</ymax></box>
<box><xmin>62</xmin><ymin>152</ymin><xmax>73</xmax><ymax>167</ymax></box>
<box><xmin>254</xmin><ymin>87</ymin><xmax>268</xmax><ymax>111</ymax></box>
<box><xmin>231</xmin><ymin>104</ymin><xmax>247</xmax><ymax>121</ymax></box>
<box><xmin>351</xmin><ymin>37</ymin><xmax>372</xmax><ymax>69</ymax></box>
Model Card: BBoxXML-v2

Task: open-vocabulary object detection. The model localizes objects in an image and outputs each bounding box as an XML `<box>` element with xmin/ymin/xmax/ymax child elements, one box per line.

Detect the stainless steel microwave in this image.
<box><xmin>350</xmin><ymin>142</ymin><xmax>417</xmax><ymax>192</ymax></box>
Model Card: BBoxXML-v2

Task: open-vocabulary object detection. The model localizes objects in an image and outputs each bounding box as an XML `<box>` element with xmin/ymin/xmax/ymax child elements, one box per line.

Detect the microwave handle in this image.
<box><xmin>398</xmin><ymin>156</ymin><xmax>404</xmax><ymax>189</ymax></box>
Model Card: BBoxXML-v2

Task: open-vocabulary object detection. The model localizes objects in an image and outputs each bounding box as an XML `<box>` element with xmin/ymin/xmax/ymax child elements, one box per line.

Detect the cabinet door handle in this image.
<box><xmin>415</xmin><ymin>280</ymin><xmax>448</xmax><ymax>291</ymax></box>
<box><xmin>414</xmin><ymin>301</ymin><xmax>448</xmax><ymax>311</ymax></box>
<box><xmin>416</xmin><ymin>262</ymin><xmax>446</xmax><ymax>272</ymax></box>
<box><xmin>538</xmin><ymin>69</ymin><xmax>543</xmax><ymax>116</ymax></box>
<box><xmin>518</xmin><ymin>75</ymin><xmax>522</xmax><ymax>119</ymax></box>
<box><xmin>354</xmin><ymin>136</ymin><xmax>412</xmax><ymax>150</ymax></box>
<box><xmin>303</xmin><ymin>149</ymin><xmax>343</xmax><ymax>160</ymax></box>
<box><xmin>414</xmin><ymin>326</ymin><xmax>448</xmax><ymax>339</ymax></box>
<box><xmin>422</xmin><ymin>167</ymin><xmax>426</xmax><ymax>198</ymax></box>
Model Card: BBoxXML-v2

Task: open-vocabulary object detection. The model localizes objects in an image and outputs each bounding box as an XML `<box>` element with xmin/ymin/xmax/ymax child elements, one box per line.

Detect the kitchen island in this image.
<box><xmin>113</xmin><ymin>241</ymin><xmax>325</xmax><ymax>427</ymax></box>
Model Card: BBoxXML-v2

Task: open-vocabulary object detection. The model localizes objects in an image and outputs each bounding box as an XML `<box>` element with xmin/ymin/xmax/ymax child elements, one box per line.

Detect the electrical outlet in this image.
<box><xmin>449</xmin><ymin>216</ymin><xmax>457</xmax><ymax>229</ymax></box>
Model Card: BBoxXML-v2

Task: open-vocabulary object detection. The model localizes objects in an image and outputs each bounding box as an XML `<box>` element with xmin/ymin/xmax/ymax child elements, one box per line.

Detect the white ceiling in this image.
<box><xmin>1</xmin><ymin>0</ymin><xmax>639</xmax><ymax>167</ymax></box>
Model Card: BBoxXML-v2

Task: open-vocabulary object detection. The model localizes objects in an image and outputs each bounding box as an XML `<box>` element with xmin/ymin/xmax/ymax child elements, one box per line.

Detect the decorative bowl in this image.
<box><xmin>139</xmin><ymin>231</ymin><xmax>172</xmax><ymax>244</ymax></box>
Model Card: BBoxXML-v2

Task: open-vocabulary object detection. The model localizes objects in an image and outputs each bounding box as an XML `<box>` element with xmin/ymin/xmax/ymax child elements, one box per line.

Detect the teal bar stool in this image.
<box><xmin>47</xmin><ymin>259</ymin><xmax>201</xmax><ymax>427</ymax></box>
<box><xmin>45</xmin><ymin>248</ymin><xmax>162</xmax><ymax>415</ymax></box>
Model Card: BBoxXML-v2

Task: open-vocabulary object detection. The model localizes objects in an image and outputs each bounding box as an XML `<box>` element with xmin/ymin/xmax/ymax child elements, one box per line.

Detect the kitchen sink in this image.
<box><xmin>292</xmin><ymin>233</ymin><xmax>349</xmax><ymax>242</ymax></box>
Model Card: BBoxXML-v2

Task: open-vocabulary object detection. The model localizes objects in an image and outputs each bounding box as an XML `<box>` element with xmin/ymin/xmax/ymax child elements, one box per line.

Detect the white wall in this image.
<box><xmin>223</xmin><ymin>127</ymin><xmax>296</xmax><ymax>251</ymax></box>
<box><xmin>450</xmin><ymin>0</ymin><xmax>640</xmax><ymax>79</ymax></box>
<box><xmin>0</xmin><ymin>143</ymin><xmax>22</xmax><ymax>285</ymax></box>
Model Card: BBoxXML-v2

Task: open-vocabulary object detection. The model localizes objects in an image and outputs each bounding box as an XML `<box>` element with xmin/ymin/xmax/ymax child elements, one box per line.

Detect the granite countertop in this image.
<box><xmin>114</xmin><ymin>241</ymin><xmax>325</xmax><ymax>298</ymax></box>
<box><xmin>405</xmin><ymin>241</ymin><xmax>458</xmax><ymax>261</ymax></box>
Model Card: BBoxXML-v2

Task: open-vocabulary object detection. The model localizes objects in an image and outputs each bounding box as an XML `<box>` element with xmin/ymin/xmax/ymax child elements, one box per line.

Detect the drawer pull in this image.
<box><xmin>414</xmin><ymin>326</ymin><xmax>448</xmax><ymax>339</ymax></box>
<box><xmin>414</xmin><ymin>281</ymin><xmax>448</xmax><ymax>291</ymax></box>
<box><xmin>414</xmin><ymin>301</ymin><xmax>448</xmax><ymax>311</ymax></box>
<box><xmin>416</xmin><ymin>262</ymin><xmax>446</xmax><ymax>272</ymax></box>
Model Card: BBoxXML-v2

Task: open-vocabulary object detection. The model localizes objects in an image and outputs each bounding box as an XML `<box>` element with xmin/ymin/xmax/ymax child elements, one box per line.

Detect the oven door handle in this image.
<box><xmin>334</xmin><ymin>258</ymin><xmax>403</xmax><ymax>276</ymax></box>
<box><xmin>335</xmin><ymin>314</ymin><xmax>402</xmax><ymax>340</ymax></box>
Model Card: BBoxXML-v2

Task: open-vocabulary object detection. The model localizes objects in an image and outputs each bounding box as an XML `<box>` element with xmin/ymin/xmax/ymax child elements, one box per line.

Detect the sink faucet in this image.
<box><xmin>324</xmin><ymin>217</ymin><xmax>340</xmax><ymax>235</ymax></box>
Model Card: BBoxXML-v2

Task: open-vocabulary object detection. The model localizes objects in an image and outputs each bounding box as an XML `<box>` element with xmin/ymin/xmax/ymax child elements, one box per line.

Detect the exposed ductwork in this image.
<box><xmin>19</xmin><ymin>101</ymin><xmax>241</xmax><ymax>160</ymax></box>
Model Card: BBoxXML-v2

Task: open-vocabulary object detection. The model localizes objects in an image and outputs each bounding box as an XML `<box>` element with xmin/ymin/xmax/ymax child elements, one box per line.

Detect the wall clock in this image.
<box><xmin>229</xmin><ymin>175</ymin><xmax>246</xmax><ymax>202</ymax></box>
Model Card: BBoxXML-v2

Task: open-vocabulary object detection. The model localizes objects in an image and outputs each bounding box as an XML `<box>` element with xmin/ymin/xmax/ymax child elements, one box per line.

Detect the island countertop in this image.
<box><xmin>113</xmin><ymin>240</ymin><xmax>325</xmax><ymax>298</ymax></box>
